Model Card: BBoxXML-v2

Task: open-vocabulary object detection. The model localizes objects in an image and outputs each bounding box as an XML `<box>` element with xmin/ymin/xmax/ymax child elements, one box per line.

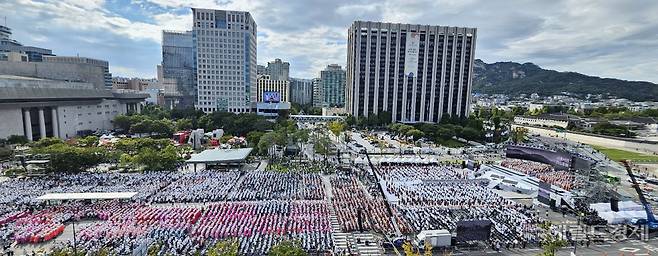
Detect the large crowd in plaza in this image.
<box><xmin>378</xmin><ymin>164</ymin><xmax>544</xmax><ymax>248</ymax></box>
<box><xmin>0</xmin><ymin>168</ymin><xmax>333</xmax><ymax>255</ymax></box>
<box><xmin>0</xmin><ymin>158</ymin><xmax>556</xmax><ymax>255</ymax></box>
<box><xmin>501</xmin><ymin>159</ymin><xmax>584</xmax><ymax>191</ymax></box>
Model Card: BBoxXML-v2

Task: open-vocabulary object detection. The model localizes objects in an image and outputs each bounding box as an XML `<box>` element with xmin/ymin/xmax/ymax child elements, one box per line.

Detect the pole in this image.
<box><xmin>73</xmin><ymin>219</ymin><xmax>77</xmax><ymax>255</ymax></box>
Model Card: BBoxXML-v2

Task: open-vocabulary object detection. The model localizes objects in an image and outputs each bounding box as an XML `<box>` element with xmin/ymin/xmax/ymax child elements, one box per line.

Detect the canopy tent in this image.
<box><xmin>186</xmin><ymin>148</ymin><xmax>252</xmax><ymax>164</ymax></box>
<box><xmin>36</xmin><ymin>192</ymin><xmax>137</xmax><ymax>201</ymax></box>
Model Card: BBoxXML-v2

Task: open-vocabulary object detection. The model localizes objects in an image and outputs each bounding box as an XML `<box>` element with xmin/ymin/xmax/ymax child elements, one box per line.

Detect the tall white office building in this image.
<box><xmin>346</xmin><ymin>21</ymin><xmax>477</xmax><ymax>123</ymax></box>
<box><xmin>192</xmin><ymin>8</ymin><xmax>257</xmax><ymax>113</ymax></box>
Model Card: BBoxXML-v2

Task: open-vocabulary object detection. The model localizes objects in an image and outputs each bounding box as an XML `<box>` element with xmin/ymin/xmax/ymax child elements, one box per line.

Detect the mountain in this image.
<box><xmin>472</xmin><ymin>59</ymin><xmax>658</xmax><ymax>101</ymax></box>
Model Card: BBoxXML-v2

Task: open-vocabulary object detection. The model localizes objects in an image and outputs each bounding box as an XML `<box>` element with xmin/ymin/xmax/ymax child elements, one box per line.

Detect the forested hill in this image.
<box><xmin>471</xmin><ymin>59</ymin><xmax>658</xmax><ymax>101</ymax></box>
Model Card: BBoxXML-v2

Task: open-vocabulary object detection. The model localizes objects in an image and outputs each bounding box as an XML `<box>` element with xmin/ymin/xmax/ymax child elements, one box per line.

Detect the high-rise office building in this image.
<box><xmin>346</xmin><ymin>21</ymin><xmax>477</xmax><ymax>123</ymax></box>
<box><xmin>0</xmin><ymin>25</ymin><xmax>53</xmax><ymax>62</ymax></box>
<box><xmin>320</xmin><ymin>64</ymin><xmax>346</xmax><ymax>107</ymax></box>
<box><xmin>192</xmin><ymin>8</ymin><xmax>257</xmax><ymax>113</ymax></box>
<box><xmin>265</xmin><ymin>58</ymin><xmax>290</xmax><ymax>81</ymax></box>
<box><xmin>257</xmin><ymin>75</ymin><xmax>289</xmax><ymax>102</ymax></box>
<box><xmin>290</xmin><ymin>78</ymin><xmax>314</xmax><ymax>105</ymax></box>
<box><xmin>312</xmin><ymin>78</ymin><xmax>322</xmax><ymax>107</ymax></box>
<box><xmin>43</xmin><ymin>56</ymin><xmax>112</xmax><ymax>89</ymax></box>
<box><xmin>257</xmin><ymin>64</ymin><xmax>267</xmax><ymax>75</ymax></box>
<box><xmin>161</xmin><ymin>30</ymin><xmax>195</xmax><ymax>108</ymax></box>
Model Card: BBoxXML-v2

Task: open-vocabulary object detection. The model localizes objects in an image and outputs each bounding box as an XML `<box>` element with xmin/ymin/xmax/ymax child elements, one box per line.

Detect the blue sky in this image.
<box><xmin>2</xmin><ymin>0</ymin><xmax>658</xmax><ymax>83</ymax></box>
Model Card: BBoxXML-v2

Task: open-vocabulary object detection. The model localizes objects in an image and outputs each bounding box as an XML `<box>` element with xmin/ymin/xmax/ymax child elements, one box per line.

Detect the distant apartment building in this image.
<box><xmin>43</xmin><ymin>56</ymin><xmax>112</xmax><ymax>88</ymax></box>
<box><xmin>290</xmin><ymin>78</ymin><xmax>314</xmax><ymax>105</ymax></box>
<box><xmin>265</xmin><ymin>58</ymin><xmax>290</xmax><ymax>81</ymax></box>
<box><xmin>320</xmin><ymin>64</ymin><xmax>346</xmax><ymax>107</ymax></box>
<box><xmin>111</xmin><ymin>77</ymin><xmax>158</xmax><ymax>91</ymax></box>
<box><xmin>514</xmin><ymin>114</ymin><xmax>571</xmax><ymax>129</ymax></box>
<box><xmin>161</xmin><ymin>30</ymin><xmax>195</xmax><ymax>108</ymax></box>
<box><xmin>191</xmin><ymin>8</ymin><xmax>257</xmax><ymax>114</ymax></box>
<box><xmin>346</xmin><ymin>21</ymin><xmax>477</xmax><ymax>123</ymax></box>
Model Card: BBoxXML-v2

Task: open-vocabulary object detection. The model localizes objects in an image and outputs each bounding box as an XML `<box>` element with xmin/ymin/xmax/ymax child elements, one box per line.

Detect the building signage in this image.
<box><xmin>404</xmin><ymin>32</ymin><xmax>420</xmax><ymax>77</ymax></box>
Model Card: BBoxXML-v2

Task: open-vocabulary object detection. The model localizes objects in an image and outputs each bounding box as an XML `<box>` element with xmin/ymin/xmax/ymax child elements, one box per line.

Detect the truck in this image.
<box><xmin>415</xmin><ymin>229</ymin><xmax>452</xmax><ymax>248</ymax></box>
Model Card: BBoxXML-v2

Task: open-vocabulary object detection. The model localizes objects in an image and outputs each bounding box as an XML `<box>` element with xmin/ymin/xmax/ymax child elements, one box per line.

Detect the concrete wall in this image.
<box><xmin>0</xmin><ymin>61</ymin><xmax>106</xmax><ymax>89</ymax></box>
<box><xmin>57</xmin><ymin>99</ymin><xmax>127</xmax><ymax>139</ymax></box>
<box><xmin>0</xmin><ymin>107</ymin><xmax>24</xmax><ymax>139</ymax></box>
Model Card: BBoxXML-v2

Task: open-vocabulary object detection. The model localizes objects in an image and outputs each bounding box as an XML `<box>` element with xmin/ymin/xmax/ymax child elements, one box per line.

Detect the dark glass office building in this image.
<box><xmin>161</xmin><ymin>30</ymin><xmax>195</xmax><ymax>108</ymax></box>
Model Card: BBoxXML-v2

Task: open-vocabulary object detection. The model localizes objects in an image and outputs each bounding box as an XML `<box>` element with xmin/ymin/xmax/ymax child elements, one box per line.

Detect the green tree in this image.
<box><xmin>246</xmin><ymin>131</ymin><xmax>265</xmax><ymax>148</ymax></box>
<box><xmin>31</xmin><ymin>137</ymin><xmax>64</xmax><ymax>148</ymax></box>
<box><xmin>207</xmin><ymin>239</ymin><xmax>239</xmax><ymax>256</ymax></box>
<box><xmin>132</xmin><ymin>145</ymin><xmax>182</xmax><ymax>172</ymax></box>
<box><xmin>112</xmin><ymin>115</ymin><xmax>133</xmax><ymax>132</ymax></box>
<box><xmin>7</xmin><ymin>135</ymin><xmax>29</xmax><ymax>145</ymax></box>
<box><xmin>141</xmin><ymin>105</ymin><xmax>170</xmax><ymax>119</ymax></box>
<box><xmin>313</xmin><ymin>134</ymin><xmax>331</xmax><ymax>155</ymax></box>
<box><xmin>147</xmin><ymin>243</ymin><xmax>161</xmax><ymax>256</ymax></box>
<box><xmin>175</xmin><ymin>118</ymin><xmax>193</xmax><ymax>131</ymax></box>
<box><xmin>269</xmin><ymin>240</ymin><xmax>307</xmax><ymax>256</ymax></box>
<box><xmin>406</xmin><ymin>129</ymin><xmax>425</xmax><ymax>140</ymax></box>
<box><xmin>152</xmin><ymin>119</ymin><xmax>175</xmax><ymax>138</ymax></box>
<box><xmin>436</xmin><ymin>126</ymin><xmax>456</xmax><ymax>141</ymax></box>
<box><xmin>345</xmin><ymin>115</ymin><xmax>357</xmax><ymax>127</ymax></box>
<box><xmin>76</xmin><ymin>136</ymin><xmax>99</xmax><ymax>147</ymax></box>
<box><xmin>510</xmin><ymin>127</ymin><xmax>529</xmax><ymax>143</ymax></box>
<box><xmin>460</xmin><ymin>127</ymin><xmax>483</xmax><ymax>141</ymax></box>
<box><xmin>258</xmin><ymin>132</ymin><xmax>278</xmax><ymax>155</ymax></box>
<box><xmin>327</xmin><ymin>121</ymin><xmax>346</xmax><ymax>138</ymax></box>
<box><xmin>539</xmin><ymin>222</ymin><xmax>568</xmax><ymax>256</ymax></box>
<box><xmin>32</xmin><ymin>144</ymin><xmax>107</xmax><ymax>173</ymax></box>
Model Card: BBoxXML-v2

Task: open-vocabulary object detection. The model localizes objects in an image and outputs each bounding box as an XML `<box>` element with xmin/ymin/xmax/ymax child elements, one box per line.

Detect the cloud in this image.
<box><xmin>2</xmin><ymin>0</ymin><xmax>658</xmax><ymax>82</ymax></box>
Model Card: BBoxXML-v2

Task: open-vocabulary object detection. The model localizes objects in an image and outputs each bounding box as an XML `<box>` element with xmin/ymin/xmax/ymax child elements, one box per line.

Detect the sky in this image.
<box><xmin>2</xmin><ymin>0</ymin><xmax>658</xmax><ymax>83</ymax></box>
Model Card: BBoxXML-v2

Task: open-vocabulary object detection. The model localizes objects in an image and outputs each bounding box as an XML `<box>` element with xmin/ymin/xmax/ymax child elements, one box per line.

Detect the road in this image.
<box><xmin>517</xmin><ymin>125</ymin><xmax>658</xmax><ymax>155</ymax></box>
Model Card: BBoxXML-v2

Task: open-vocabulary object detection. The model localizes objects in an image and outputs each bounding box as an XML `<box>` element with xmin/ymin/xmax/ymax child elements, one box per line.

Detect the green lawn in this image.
<box><xmin>591</xmin><ymin>145</ymin><xmax>658</xmax><ymax>162</ymax></box>
<box><xmin>437</xmin><ymin>138</ymin><xmax>467</xmax><ymax>148</ymax></box>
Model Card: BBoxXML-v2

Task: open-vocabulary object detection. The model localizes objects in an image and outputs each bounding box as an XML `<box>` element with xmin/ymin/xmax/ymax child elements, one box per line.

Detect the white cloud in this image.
<box><xmin>3</xmin><ymin>0</ymin><xmax>658</xmax><ymax>82</ymax></box>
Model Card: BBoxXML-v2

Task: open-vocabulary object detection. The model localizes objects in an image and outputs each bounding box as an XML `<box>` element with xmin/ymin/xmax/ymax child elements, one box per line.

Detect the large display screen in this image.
<box><xmin>505</xmin><ymin>145</ymin><xmax>572</xmax><ymax>170</ymax></box>
<box><xmin>263</xmin><ymin>91</ymin><xmax>281</xmax><ymax>103</ymax></box>
<box><xmin>455</xmin><ymin>220</ymin><xmax>492</xmax><ymax>242</ymax></box>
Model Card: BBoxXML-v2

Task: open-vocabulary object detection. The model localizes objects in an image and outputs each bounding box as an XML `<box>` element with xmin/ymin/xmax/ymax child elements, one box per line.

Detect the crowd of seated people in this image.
<box><xmin>150</xmin><ymin>170</ymin><xmax>240</xmax><ymax>203</ymax></box>
<box><xmin>379</xmin><ymin>164</ymin><xmax>543</xmax><ymax>248</ymax></box>
<box><xmin>330</xmin><ymin>175</ymin><xmax>399</xmax><ymax>234</ymax></box>
<box><xmin>0</xmin><ymin>166</ymin><xmax>337</xmax><ymax>255</ymax></box>
<box><xmin>501</xmin><ymin>159</ymin><xmax>583</xmax><ymax>191</ymax></box>
<box><xmin>227</xmin><ymin>171</ymin><xmax>324</xmax><ymax>201</ymax></box>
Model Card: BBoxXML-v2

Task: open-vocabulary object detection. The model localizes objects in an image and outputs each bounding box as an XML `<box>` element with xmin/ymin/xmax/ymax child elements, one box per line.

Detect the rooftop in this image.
<box><xmin>186</xmin><ymin>148</ymin><xmax>253</xmax><ymax>164</ymax></box>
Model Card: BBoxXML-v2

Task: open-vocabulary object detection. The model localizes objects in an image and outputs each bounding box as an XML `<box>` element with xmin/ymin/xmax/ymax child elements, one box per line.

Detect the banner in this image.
<box><xmin>404</xmin><ymin>32</ymin><xmax>420</xmax><ymax>77</ymax></box>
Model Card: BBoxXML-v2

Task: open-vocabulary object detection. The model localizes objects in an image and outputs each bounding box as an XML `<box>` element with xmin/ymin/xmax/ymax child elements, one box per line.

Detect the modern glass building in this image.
<box><xmin>290</xmin><ymin>77</ymin><xmax>314</xmax><ymax>105</ymax></box>
<box><xmin>192</xmin><ymin>8</ymin><xmax>257</xmax><ymax>114</ymax></box>
<box><xmin>161</xmin><ymin>30</ymin><xmax>195</xmax><ymax>108</ymax></box>
<box><xmin>346</xmin><ymin>21</ymin><xmax>477</xmax><ymax>123</ymax></box>
<box><xmin>320</xmin><ymin>64</ymin><xmax>346</xmax><ymax>107</ymax></box>
<box><xmin>0</xmin><ymin>25</ymin><xmax>53</xmax><ymax>62</ymax></box>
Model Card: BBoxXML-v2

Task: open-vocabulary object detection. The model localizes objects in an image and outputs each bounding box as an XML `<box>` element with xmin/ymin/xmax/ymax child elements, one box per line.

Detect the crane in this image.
<box><xmin>622</xmin><ymin>160</ymin><xmax>658</xmax><ymax>230</ymax></box>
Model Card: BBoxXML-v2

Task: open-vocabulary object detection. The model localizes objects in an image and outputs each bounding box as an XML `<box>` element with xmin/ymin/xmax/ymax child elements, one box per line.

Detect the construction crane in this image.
<box><xmin>622</xmin><ymin>160</ymin><xmax>658</xmax><ymax>230</ymax></box>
